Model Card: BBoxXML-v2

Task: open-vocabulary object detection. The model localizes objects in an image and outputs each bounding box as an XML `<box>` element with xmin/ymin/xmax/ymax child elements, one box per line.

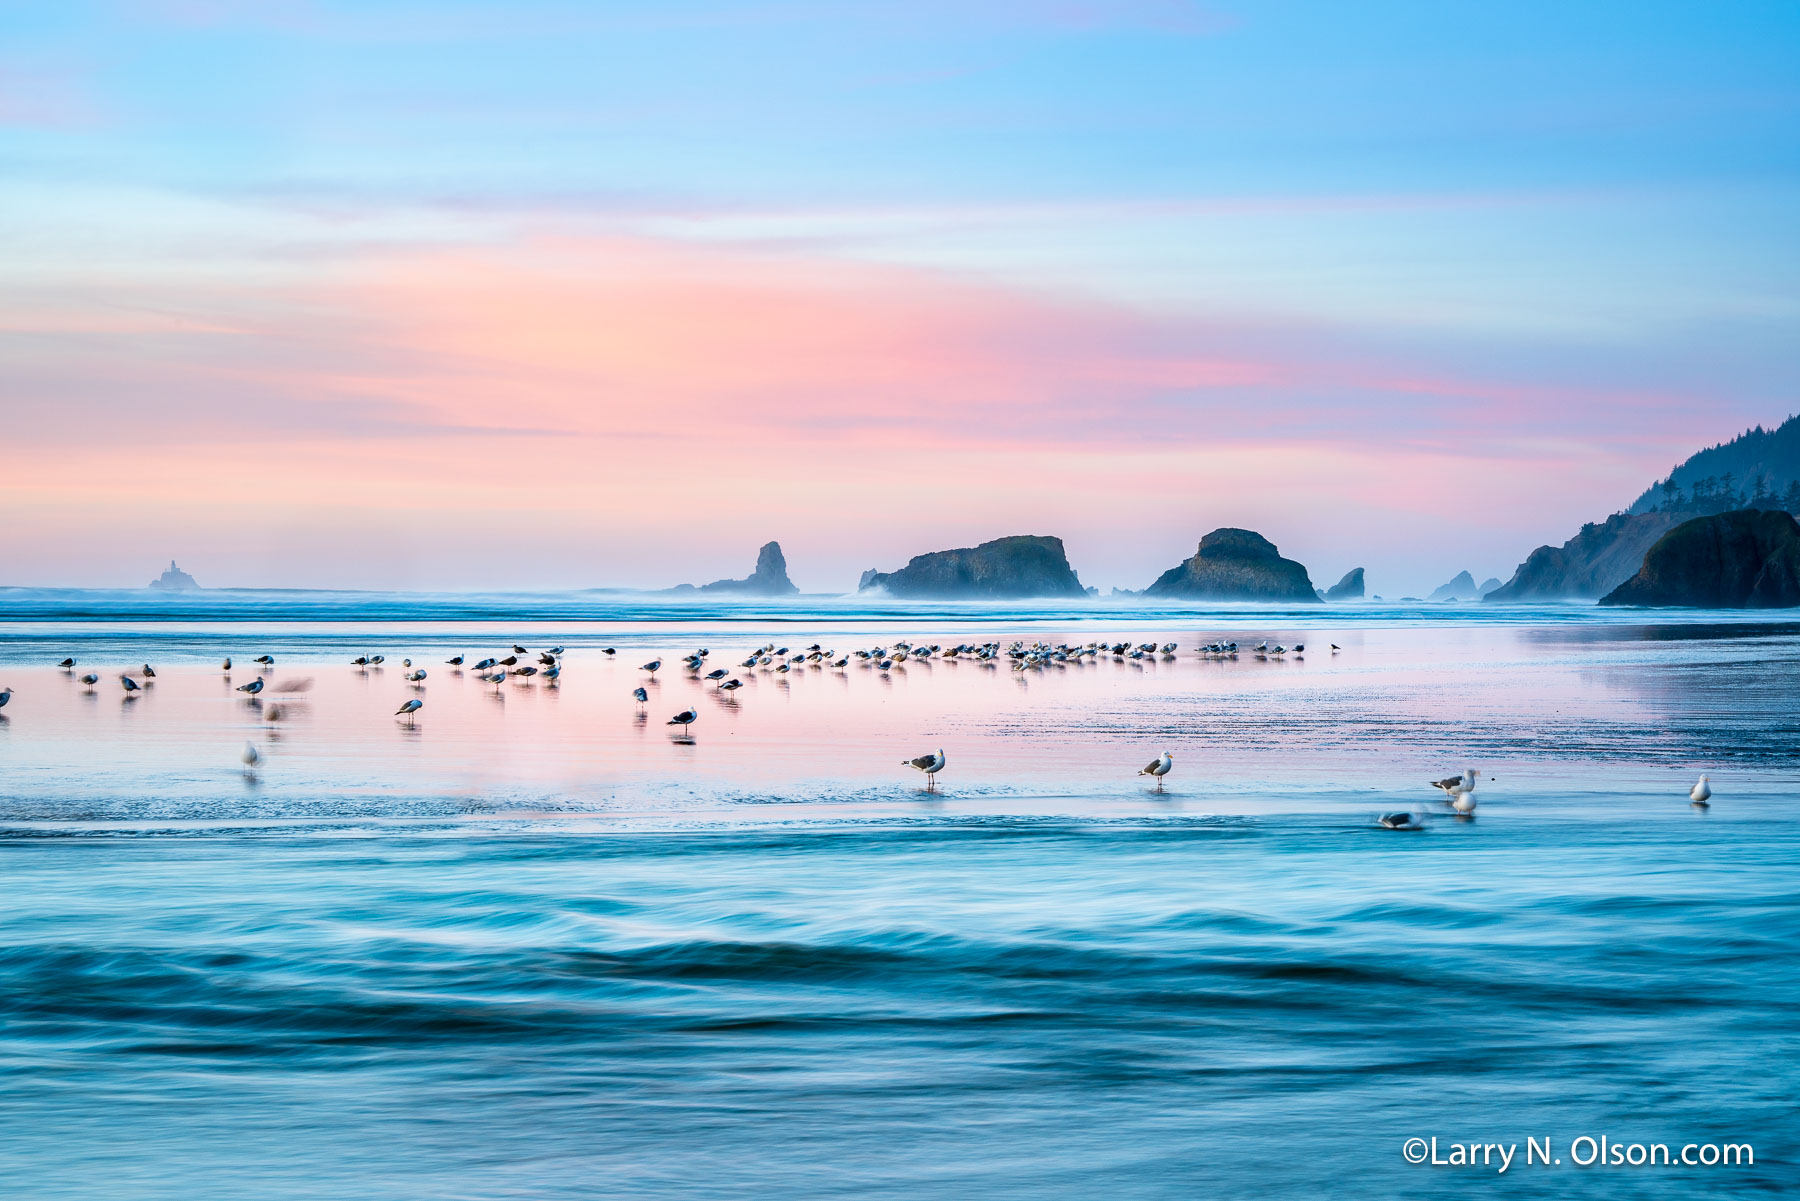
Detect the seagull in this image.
<box><xmin>0</xmin><ymin>686</ymin><xmax>11</xmax><ymax>711</ymax></box>
<box><xmin>641</xmin><ymin>659</ymin><xmax>662</xmax><ymax>676</ymax></box>
<box><xmin>513</xmin><ymin>645</ymin><xmax>528</xmax><ymax>654</ymax></box>
<box><xmin>368</xmin><ymin>655</ymin><xmax>384</xmax><ymax>666</ymax></box>
<box><xmin>80</xmin><ymin>673</ymin><xmax>99</xmax><ymax>687</ymax></box>
<box><xmin>405</xmin><ymin>669</ymin><xmax>426</xmax><ymax>683</ymax></box>
<box><xmin>58</xmin><ymin>658</ymin><xmax>76</xmax><ymax>669</ymax></box>
<box><xmin>632</xmin><ymin>686</ymin><xmax>648</xmax><ymax>703</ymax></box>
<box><xmin>395</xmin><ymin>698</ymin><xmax>423</xmax><ymax>725</ymax></box>
<box><xmin>667</xmin><ymin>708</ymin><xmax>698</xmax><ymax>732</ymax></box>
<box><xmin>142</xmin><ymin>664</ymin><xmax>156</xmax><ymax>678</ymax></box>
<box><xmin>237</xmin><ymin>678</ymin><xmax>265</xmax><ymax>695</ymax></box>
<box><xmin>1138</xmin><ymin>751</ymin><xmax>1174</xmax><ymax>790</ymax></box>
<box><xmin>719</xmin><ymin>678</ymin><xmax>742</xmax><ymax>693</ymax></box>
<box><xmin>352</xmin><ymin>656</ymin><xmax>369</xmax><ymax>666</ymax></box>
<box><xmin>905</xmin><ymin>748</ymin><xmax>946</xmax><ymax>790</ymax></box>
<box><xmin>602</xmin><ymin>647</ymin><xmax>616</xmax><ymax>656</ymax></box>
<box><xmin>1378</xmin><ymin>812</ymin><xmax>1423</xmax><ymax>830</ymax></box>
<box><xmin>120</xmin><ymin>676</ymin><xmax>141</xmax><ymax>693</ymax></box>
<box><xmin>1690</xmin><ymin>774</ymin><xmax>1712</xmax><ymax>808</ymax></box>
<box><xmin>254</xmin><ymin>655</ymin><xmax>274</xmax><ymax>666</ymax></box>
<box><xmin>498</xmin><ymin>655</ymin><xmax>518</xmax><ymax>667</ymax></box>
<box><xmin>1431</xmin><ymin>769</ymin><xmax>1476</xmax><ymax>800</ymax></box>
<box><xmin>541</xmin><ymin>665</ymin><xmax>560</xmax><ymax>682</ymax></box>
<box><xmin>221</xmin><ymin>658</ymin><xmax>232</xmax><ymax>671</ymax></box>
<box><xmin>482</xmin><ymin>671</ymin><xmax>507</xmax><ymax>692</ymax></box>
<box><xmin>447</xmin><ymin>655</ymin><xmax>464</xmax><ymax>666</ymax></box>
<box><xmin>472</xmin><ymin>658</ymin><xmax>497</xmax><ymax>671</ymax></box>
<box><xmin>241</xmin><ymin>742</ymin><xmax>261</xmax><ymax>769</ymax></box>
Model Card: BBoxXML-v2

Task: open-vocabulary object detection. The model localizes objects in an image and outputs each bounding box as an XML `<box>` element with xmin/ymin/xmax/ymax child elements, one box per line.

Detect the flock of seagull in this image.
<box><xmin>9</xmin><ymin>639</ymin><xmax>1720</xmax><ymax>822</ymax></box>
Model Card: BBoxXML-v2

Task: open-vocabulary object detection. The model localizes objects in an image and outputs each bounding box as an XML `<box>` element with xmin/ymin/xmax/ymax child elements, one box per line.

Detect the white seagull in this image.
<box><xmin>1431</xmin><ymin>769</ymin><xmax>1476</xmax><ymax>802</ymax></box>
<box><xmin>1690</xmin><ymin>774</ymin><xmax>1711</xmax><ymax>808</ymax></box>
<box><xmin>667</xmin><ymin>708</ymin><xmax>698</xmax><ymax>733</ymax></box>
<box><xmin>905</xmin><ymin>748</ymin><xmax>946</xmax><ymax>790</ymax></box>
<box><xmin>1138</xmin><ymin>751</ymin><xmax>1174</xmax><ymax>790</ymax></box>
<box><xmin>241</xmin><ymin>742</ymin><xmax>260</xmax><ymax>769</ymax></box>
<box><xmin>632</xmin><ymin>686</ymin><xmax>649</xmax><ymax>703</ymax></box>
<box><xmin>237</xmin><ymin>678</ymin><xmax>265</xmax><ymax>695</ymax></box>
<box><xmin>0</xmin><ymin>686</ymin><xmax>11</xmax><ymax>711</ymax></box>
<box><xmin>395</xmin><ymin>698</ymin><xmax>423</xmax><ymax>725</ymax></box>
<box><xmin>641</xmin><ymin>659</ymin><xmax>662</xmax><ymax>677</ymax></box>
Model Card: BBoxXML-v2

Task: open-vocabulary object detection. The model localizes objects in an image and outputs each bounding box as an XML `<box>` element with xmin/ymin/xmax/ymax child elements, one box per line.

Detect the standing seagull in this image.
<box><xmin>1138</xmin><ymin>751</ymin><xmax>1174</xmax><ymax>791</ymax></box>
<box><xmin>905</xmin><ymin>749</ymin><xmax>946</xmax><ymax>790</ymax></box>
<box><xmin>237</xmin><ymin>678</ymin><xmax>265</xmax><ymax>695</ymax></box>
<box><xmin>632</xmin><ymin>686</ymin><xmax>649</xmax><ymax>704</ymax></box>
<box><xmin>254</xmin><ymin>655</ymin><xmax>274</xmax><ymax>666</ymax></box>
<box><xmin>58</xmin><ymin>658</ymin><xmax>76</xmax><ymax>669</ymax></box>
<box><xmin>0</xmin><ymin>686</ymin><xmax>11</xmax><ymax>712</ymax></box>
<box><xmin>1690</xmin><ymin>774</ymin><xmax>1712</xmax><ymax>809</ymax></box>
<box><xmin>120</xmin><ymin>676</ymin><xmax>142</xmax><ymax>696</ymax></box>
<box><xmin>141</xmin><ymin>664</ymin><xmax>157</xmax><ymax>679</ymax></box>
<box><xmin>395</xmin><ymin>698</ymin><xmax>423</xmax><ymax>725</ymax></box>
<box><xmin>1431</xmin><ymin>769</ymin><xmax>1476</xmax><ymax>802</ymax></box>
<box><xmin>222</xmin><ymin>658</ymin><xmax>232</xmax><ymax>671</ymax></box>
<box><xmin>241</xmin><ymin>742</ymin><xmax>260</xmax><ymax>771</ymax></box>
<box><xmin>667</xmin><ymin>708</ymin><xmax>698</xmax><ymax>733</ymax></box>
<box><xmin>641</xmin><ymin>659</ymin><xmax>662</xmax><ymax>677</ymax></box>
<box><xmin>80</xmin><ymin>673</ymin><xmax>100</xmax><ymax>688</ymax></box>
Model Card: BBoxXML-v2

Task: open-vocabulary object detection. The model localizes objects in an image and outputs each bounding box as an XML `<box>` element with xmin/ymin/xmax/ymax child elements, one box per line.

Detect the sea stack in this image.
<box><xmin>857</xmin><ymin>535</ymin><xmax>1086</xmax><ymax>599</ymax></box>
<box><xmin>1428</xmin><ymin>571</ymin><xmax>1481</xmax><ymax>602</ymax></box>
<box><xmin>1600</xmin><ymin>509</ymin><xmax>1800</xmax><ymax>608</ymax></box>
<box><xmin>697</xmin><ymin>541</ymin><xmax>800</xmax><ymax>596</ymax></box>
<box><xmin>1325</xmin><ymin>568</ymin><xmax>1365</xmax><ymax>601</ymax></box>
<box><xmin>147</xmin><ymin>560</ymin><xmax>200</xmax><ymax>591</ymax></box>
<box><xmin>1142</xmin><ymin>529</ymin><xmax>1319</xmax><ymax>602</ymax></box>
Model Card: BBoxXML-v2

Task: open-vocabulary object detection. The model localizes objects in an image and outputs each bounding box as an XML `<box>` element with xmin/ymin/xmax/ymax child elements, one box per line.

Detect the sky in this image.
<box><xmin>3</xmin><ymin>1</ymin><xmax>1798</xmax><ymax>595</ymax></box>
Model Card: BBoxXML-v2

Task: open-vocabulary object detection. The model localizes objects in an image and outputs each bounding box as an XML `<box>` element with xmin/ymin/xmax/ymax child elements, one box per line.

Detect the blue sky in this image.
<box><xmin>3</xmin><ymin>1</ymin><xmax>1798</xmax><ymax>591</ymax></box>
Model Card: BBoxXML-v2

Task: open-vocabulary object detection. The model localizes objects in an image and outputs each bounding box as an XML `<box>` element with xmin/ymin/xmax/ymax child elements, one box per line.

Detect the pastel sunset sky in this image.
<box><xmin>4</xmin><ymin>1</ymin><xmax>1798</xmax><ymax>594</ymax></box>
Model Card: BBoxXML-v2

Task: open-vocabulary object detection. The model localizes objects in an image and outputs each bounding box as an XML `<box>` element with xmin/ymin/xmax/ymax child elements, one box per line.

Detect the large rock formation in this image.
<box><xmin>1428</xmin><ymin>571</ymin><xmax>1483</xmax><ymax>602</ymax></box>
<box><xmin>1600</xmin><ymin>510</ymin><xmax>1800</xmax><ymax>608</ymax></box>
<box><xmin>1485</xmin><ymin>511</ymin><xmax>1680</xmax><ymax>602</ymax></box>
<box><xmin>148</xmin><ymin>560</ymin><xmax>200</xmax><ymax>591</ymax></box>
<box><xmin>1478</xmin><ymin>577</ymin><xmax>1503</xmax><ymax>596</ymax></box>
<box><xmin>1143</xmin><ymin>529</ymin><xmax>1319</xmax><ymax>602</ymax></box>
<box><xmin>857</xmin><ymin>535</ymin><xmax>1086</xmax><ymax>599</ymax></box>
<box><xmin>1325</xmin><ymin>568</ymin><xmax>1364</xmax><ymax>601</ymax></box>
<box><xmin>697</xmin><ymin>541</ymin><xmax>799</xmax><ymax>596</ymax></box>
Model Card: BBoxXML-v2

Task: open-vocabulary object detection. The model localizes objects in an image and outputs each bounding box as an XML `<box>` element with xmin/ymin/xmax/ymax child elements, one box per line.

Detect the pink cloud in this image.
<box><xmin>0</xmin><ymin>230</ymin><xmax>1754</xmax><ymax>590</ymax></box>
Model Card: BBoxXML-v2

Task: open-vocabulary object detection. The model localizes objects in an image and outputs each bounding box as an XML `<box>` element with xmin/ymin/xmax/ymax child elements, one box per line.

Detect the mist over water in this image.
<box><xmin>2</xmin><ymin>596</ymin><xmax>1797</xmax><ymax>1198</ymax></box>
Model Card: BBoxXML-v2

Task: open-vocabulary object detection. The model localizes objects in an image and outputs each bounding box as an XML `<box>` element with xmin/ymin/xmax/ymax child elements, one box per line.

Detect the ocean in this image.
<box><xmin>1</xmin><ymin>593</ymin><xmax>1795</xmax><ymax>1198</ymax></box>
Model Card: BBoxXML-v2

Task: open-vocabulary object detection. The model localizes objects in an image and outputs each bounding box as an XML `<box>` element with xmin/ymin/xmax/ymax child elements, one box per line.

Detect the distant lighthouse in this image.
<box><xmin>148</xmin><ymin>560</ymin><xmax>201</xmax><ymax>590</ymax></box>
